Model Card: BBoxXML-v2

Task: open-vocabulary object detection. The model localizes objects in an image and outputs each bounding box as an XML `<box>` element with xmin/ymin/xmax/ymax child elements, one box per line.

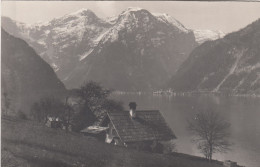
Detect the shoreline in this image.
<box><xmin>111</xmin><ymin>90</ymin><xmax>260</xmax><ymax>98</ymax></box>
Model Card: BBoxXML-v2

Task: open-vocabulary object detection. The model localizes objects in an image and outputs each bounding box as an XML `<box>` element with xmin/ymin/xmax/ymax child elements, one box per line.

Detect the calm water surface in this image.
<box><xmin>111</xmin><ymin>93</ymin><xmax>260</xmax><ymax>167</ymax></box>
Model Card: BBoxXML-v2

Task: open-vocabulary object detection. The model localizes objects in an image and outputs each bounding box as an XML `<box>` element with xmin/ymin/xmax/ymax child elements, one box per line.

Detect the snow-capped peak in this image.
<box><xmin>50</xmin><ymin>8</ymin><xmax>97</xmax><ymax>24</ymax></box>
<box><xmin>69</xmin><ymin>8</ymin><xmax>95</xmax><ymax>17</ymax></box>
<box><xmin>125</xmin><ymin>7</ymin><xmax>143</xmax><ymax>12</ymax></box>
<box><xmin>153</xmin><ymin>13</ymin><xmax>189</xmax><ymax>33</ymax></box>
<box><xmin>100</xmin><ymin>7</ymin><xmax>154</xmax><ymax>43</ymax></box>
<box><xmin>104</xmin><ymin>8</ymin><xmax>146</xmax><ymax>25</ymax></box>
<box><xmin>119</xmin><ymin>7</ymin><xmax>149</xmax><ymax>17</ymax></box>
<box><xmin>193</xmin><ymin>29</ymin><xmax>225</xmax><ymax>44</ymax></box>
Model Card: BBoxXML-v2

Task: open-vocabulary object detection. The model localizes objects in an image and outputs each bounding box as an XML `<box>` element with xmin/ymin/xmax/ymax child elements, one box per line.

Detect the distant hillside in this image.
<box><xmin>169</xmin><ymin>19</ymin><xmax>260</xmax><ymax>95</ymax></box>
<box><xmin>1</xmin><ymin>29</ymin><xmax>66</xmax><ymax>114</ymax></box>
<box><xmin>2</xmin><ymin>8</ymin><xmax>198</xmax><ymax>91</ymax></box>
<box><xmin>2</xmin><ymin>116</ymin><xmax>224</xmax><ymax>167</ymax></box>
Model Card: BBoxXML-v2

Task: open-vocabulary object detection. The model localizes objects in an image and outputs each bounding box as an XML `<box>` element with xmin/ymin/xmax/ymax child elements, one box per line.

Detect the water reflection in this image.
<box><xmin>111</xmin><ymin>93</ymin><xmax>260</xmax><ymax>167</ymax></box>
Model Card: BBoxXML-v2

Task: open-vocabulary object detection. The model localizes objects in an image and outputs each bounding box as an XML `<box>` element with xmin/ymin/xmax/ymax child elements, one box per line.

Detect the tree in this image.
<box><xmin>102</xmin><ymin>99</ymin><xmax>124</xmax><ymax>112</ymax></box>
<box><xmin>30</xmin><ymin>96</ymin><xmax>65</xmax><ymax>123</ymax></box>
<box><xmin>187</xmin><ymin>110</ymin><xmax>231</xmax><ymax>161</ymax></box>
<box><xmin>72</xmin><ymin>81</ymin><xmax>123</xmax><ymax>132</ymax></box>
<box><xmin>71</xmin><ymin>107</ymin><xmax>96</xmax><ymax>132</ymax></box>
<box><xmin>76</xmin><ymin>81</ymin><xmax>110</xmax><ymax>114</ymax></box>
<box><xmin>71</xmin><ymin>82</ymin><xmax>109</xmax><ymax>131</ymax></box>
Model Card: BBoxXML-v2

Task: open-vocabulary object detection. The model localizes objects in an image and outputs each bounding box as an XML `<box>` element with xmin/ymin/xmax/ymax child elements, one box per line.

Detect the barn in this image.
<box><xmin>81</xmin><ymin>102</ymin><xmax>176</xmax><ymax>151</ymax></box>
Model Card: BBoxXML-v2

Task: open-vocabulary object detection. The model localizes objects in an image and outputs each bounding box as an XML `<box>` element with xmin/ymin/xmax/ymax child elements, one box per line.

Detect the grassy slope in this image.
<box><xmin>2</xmin><ymin>116</ymin><xmax>223</xmax><ymax>167</ymax></box>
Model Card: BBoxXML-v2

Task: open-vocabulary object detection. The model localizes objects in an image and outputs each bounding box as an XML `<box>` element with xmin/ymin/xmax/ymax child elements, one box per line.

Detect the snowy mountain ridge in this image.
<box><xmin>193</xmin><ymin>29</ymin><xmax>225</xmax><ymax>44</ymax></box>
<box><xmin>2</xmin><ymin>7</ymin><xmax>223</xmax><ymax>90</ymax></box>
<box><xmin>57</xmin><ymin>8</ymin><xmax>198</xmax><ymax>90</ymax></box>
<box><xmin>153</xmin><ymin>13</ymin><xmax>190</xmax><ymax>33</ymax></box>
<box><xmin>2</xmin><ymin>8</ymin><xmax>223</xmax><ymax>56</ymax></box>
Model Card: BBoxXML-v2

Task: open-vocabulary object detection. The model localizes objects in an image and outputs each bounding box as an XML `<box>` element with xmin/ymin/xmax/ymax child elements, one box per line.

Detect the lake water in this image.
<box><xmin>111</xmin><ymin>93</ymin><xmax>260</xmax><ymax>167</ymax></box>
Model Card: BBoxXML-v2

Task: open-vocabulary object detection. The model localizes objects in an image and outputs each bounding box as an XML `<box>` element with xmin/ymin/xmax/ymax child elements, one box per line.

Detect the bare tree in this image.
<box><xmin>187</xmin><ymin>110</ymin><xmax>231</xmax><ymax>161</ymax></box>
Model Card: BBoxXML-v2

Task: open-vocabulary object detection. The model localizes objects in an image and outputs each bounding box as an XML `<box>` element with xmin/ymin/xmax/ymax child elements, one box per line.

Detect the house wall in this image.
<box><xmin>224</xmin><ymin>160</ymin><xmax>238</xmax><ymax>167</ymax></box>
<box><xmin>126</xmin><ymin>140</ymin><xmax>166</xmax><ymax>153</ymax></box>
<box><xmin>105</xmin><ymin>123</ymin><xmax>126</xmax><ymax>146</ymax></box>
<box><xmin>105</xmin><ymin>123</ymin><xmax>118</xmax><ymax>143</ymax></box>
<box><xmin>127</xmin><ymin>141</ymin><xmax>154</xmax><ymax>151</ymax></box>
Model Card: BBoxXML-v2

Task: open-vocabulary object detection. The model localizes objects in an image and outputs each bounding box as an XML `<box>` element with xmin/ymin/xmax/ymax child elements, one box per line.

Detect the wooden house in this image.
<box><xmin>82</xmin><ymin>102</ymin><xmax>176</xmax><ymax>151</ymax></box>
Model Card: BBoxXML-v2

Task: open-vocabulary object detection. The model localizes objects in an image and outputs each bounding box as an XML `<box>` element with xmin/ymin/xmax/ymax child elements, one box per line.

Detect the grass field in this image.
<box><xmin>2</xmin><ymin>116</ymin><xmax>224</xmax><ymax>167</ymax></box>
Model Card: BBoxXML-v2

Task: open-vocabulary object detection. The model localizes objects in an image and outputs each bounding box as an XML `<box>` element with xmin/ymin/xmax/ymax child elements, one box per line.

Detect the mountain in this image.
<box><xmin>63</xmin><ymin>8</ymin><xmax>198</xmax><ymax>90</ymax></box>
<box><xmin>1</xmin><ymin>29</ymin><xmax>66</xmax><ymax>114</ymax></box>
<box><xmin>193</xmin><ymin>30</ymin><xmax>225</xmax><ymax>44</ymax></box>
<box><xmin>2</xmin><ymin>8</ymin><xmax>197</xmax><ymax>91</ymax></box>
<box><xmin>169</xmin><ymin>19</ymin><xmax>260</xmax><ymax>95</ymax></box>
<box><xmin>2</xmin><ymin>9</ymin><xmax>113</xmax><ymax>79</ymax></box>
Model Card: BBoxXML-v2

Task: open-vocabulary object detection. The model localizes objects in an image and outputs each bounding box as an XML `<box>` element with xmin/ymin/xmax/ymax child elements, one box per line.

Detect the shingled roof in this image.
<box><xmin>107</xmin><ymin>110</ymin><xmax>176</xmax><ymax>143</ymax></box>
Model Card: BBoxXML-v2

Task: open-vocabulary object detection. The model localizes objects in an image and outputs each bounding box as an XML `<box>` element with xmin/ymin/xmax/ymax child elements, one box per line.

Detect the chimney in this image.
<box><xmin>129</xmin><ymin>102</ymin><xmax>137</xmax><ymax>119</ymax></box>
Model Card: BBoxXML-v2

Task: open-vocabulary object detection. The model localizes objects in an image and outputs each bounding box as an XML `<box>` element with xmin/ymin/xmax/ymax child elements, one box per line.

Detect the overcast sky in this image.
<box><xmin>2</xmin><ymin>1</ymin><xmax>260</xmax><ymax>33</ymax></box>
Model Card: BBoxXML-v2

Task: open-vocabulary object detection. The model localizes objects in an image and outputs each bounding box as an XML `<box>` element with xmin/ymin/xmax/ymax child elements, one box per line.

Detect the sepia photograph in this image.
<box><xmin>1</xmin><ymin>1</ymin><xmax>260</xmax><ymax>167</ymax></box>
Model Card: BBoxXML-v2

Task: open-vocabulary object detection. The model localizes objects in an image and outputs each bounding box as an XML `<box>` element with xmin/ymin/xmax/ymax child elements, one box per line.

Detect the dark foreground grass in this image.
<box><xmin>2</xmin><ymin>116</ymin><xmax>224</xmax><ymax>167</ymax></box>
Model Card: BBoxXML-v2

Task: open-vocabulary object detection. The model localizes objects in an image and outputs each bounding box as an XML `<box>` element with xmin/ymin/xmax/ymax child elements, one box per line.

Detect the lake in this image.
<box><xmin>111</xmin><ymin>93</ymin><xmax>260</xmax><ymax>167</ymax></box>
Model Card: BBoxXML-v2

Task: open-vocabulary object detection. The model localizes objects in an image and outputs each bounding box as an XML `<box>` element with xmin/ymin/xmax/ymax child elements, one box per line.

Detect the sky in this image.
<box><xmin>2</xmin><ymin>1</ymin><xmax>260</xmax><ymax>33</ymax></box>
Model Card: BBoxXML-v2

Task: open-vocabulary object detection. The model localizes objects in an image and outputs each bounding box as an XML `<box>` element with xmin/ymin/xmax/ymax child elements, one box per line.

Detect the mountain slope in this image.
<box><xmin>2</xmin><ymin>8</ymin><xmax>197</xmax><ymax>91</ymax></box>
<box><xmin>169</xmin><ymin>19</ymin><xmax>260</xmax><ymax>95</ymax></box>
<box><xmin>1</xmin><ymin>29</ymin><xmax>66</xmax><ymax>114</ymax></box>
<box><xmin>1</xmin><ymin>116</ymin><xmax>224</xmax><ymax>167</ymax></box>
<box><xmin>63</xmin><ymin>8</ymin><xmax>198</xmax><ymax>91</ymax></box>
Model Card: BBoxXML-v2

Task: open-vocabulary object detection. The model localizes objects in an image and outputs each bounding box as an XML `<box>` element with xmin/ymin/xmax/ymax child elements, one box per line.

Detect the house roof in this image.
<box><xmin>107</xmin><ymin>110</ymin><xmax>176</xmax><ymax>143</ymax></box>
<box><xmin>81</xmin><ymin>126</ymin><xmax>108</xmax><ymax>134</ymax></box>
